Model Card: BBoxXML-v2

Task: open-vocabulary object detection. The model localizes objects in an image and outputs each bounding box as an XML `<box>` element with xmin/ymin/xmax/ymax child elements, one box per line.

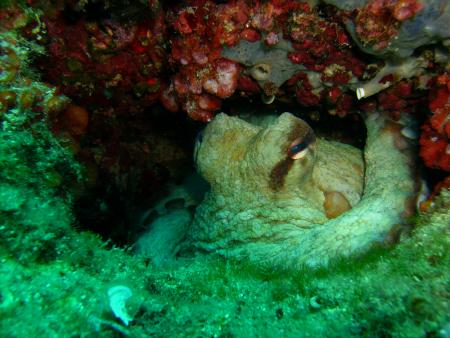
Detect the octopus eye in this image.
<box><xmin>288</xmin><ymin>141</ymin><xmax>309</xmax><ymax>160</ymax></box>
<box><xmin>288</xmin><ymin>128</ymin><xmax>316</xmax><ymax>160</ymax></box>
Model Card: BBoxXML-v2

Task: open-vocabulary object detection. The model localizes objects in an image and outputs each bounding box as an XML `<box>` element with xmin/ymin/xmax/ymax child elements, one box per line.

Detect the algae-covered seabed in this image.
<box><xmin>0</xmin><ymin>17</ymin><xmax>449</xmax><ymax>338</ymax></box>
<box><xmin>0</xmin><ymin>187</ymin><xmax>449</xmax><ymax>337</ymax></box>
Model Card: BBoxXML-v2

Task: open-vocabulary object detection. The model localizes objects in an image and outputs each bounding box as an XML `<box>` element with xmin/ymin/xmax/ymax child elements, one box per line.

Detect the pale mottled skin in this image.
<box><xmin>189</xmin><ymin>112</ymin><xmax>416</xmax><ymax>268</ymax></box>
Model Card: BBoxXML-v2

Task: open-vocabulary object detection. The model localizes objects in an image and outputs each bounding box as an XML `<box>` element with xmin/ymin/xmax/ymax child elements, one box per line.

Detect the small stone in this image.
<box><xmin>275</xmin><ymin>307</ymin><xmax>283</xmax><ymax>319</ymax></box>
<box><xmin>309</xmin><ymin>296</ymin><xmax>321</xmax><ymax>310</ymax></box>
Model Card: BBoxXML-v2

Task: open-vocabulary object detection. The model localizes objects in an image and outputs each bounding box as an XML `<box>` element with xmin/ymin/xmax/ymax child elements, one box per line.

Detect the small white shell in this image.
<box><xmin>250</xmin><ymin>63</ymin><xmax>271</xmax><ymax>81</ymax></box>
<box><xmin>356</xmin><ymin>87</ymin><xmax>365</xmax><ymax>100</ymax></box>
<box><xmin>261</xmin><ymin>94</ymin><xmax>275</xmax><ymax>104</ymax></box>
<box><xmin>401</xmin><ymin>126</ymin><xmax>418</xmax><ymax>139</ymax></box>
<box><xmin>108</xmin><ymin>285</ymin><xmax>133</xmax><ymax>326</ymax></box>
<box><xmin>309</xmin><ymin>296</ymin><xmax>321</xmax><ymax>310</ymax></box>
<box><xmin>416</xmin><ymin>179</ymin><xmax>429</xmax><ymax>210</ymax></box>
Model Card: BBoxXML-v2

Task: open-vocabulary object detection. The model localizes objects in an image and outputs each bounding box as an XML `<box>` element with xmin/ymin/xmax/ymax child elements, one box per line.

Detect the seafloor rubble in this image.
<box><xmin>0</xmin><ymin>0</ymin><xmax>449</xmax><ymax>337</ymax></box>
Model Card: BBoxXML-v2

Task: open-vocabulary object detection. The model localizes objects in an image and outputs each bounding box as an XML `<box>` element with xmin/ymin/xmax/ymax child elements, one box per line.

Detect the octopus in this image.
<box><xmin>187</xmin><ymin>112</ymin><xmax>416</xmax><ymax>269</ymax></box>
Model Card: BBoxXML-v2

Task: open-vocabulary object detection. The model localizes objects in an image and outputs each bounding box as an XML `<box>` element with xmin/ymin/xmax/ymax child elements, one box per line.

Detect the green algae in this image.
<box><xmin>0</xmin><ymin>184</ymin><xmax>448</xmax><ymax>337</ymax></box>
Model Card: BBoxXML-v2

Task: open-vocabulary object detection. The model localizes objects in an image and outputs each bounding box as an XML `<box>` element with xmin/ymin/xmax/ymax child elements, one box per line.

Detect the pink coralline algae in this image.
<box><xmin>163</xmin><ymin>1</ymin><xmax>247</xmax><ymax>121</ymax></box>
<box><xmin>420</xmin><ymin>75</ymin><xmax>450</xmax><ymax>172</ymax></box>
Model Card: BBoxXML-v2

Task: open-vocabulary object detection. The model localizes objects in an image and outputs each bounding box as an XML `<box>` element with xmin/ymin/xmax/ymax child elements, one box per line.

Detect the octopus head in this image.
<box><xmin>194</xmin><ymin>113</ymin><xmax>316</xmax><ymax>195</ymax></box>
<box><xmin>256</xmin><ymin>113</ymin><xmax>317</xmax><ymax>192</ymax></box>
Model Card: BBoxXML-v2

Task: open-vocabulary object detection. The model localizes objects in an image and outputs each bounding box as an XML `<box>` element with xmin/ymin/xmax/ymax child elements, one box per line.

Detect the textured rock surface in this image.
<box><xmin>189</xmin><ymin>112</ymin><xmax>416</xmax><ymax>268</ymax></box>
<box><xmin>222</xmin><ymin>39</ymin><xmax>304</xmax><ymax>92</ymax></box>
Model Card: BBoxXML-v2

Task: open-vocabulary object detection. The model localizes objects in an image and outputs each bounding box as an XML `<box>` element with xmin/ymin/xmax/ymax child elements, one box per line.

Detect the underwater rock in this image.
<box><xmin>330</xmin><ymin>0</ymin><xmax>450</xmax><ymax>58</ymax></box>
<box><xmin>222</xmin><ymin>38</ymin><xmax>304</xmax><ymax>96</ymax></box>
<box><xmin>188</xmin><ymin>112</ymin><xmax>416</xmax><ymax>268</ymax></box>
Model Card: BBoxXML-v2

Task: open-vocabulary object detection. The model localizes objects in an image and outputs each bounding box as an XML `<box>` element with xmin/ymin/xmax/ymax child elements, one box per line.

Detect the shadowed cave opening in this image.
<box><xmin>71</xmin><ymin>97</ymin><xmax>370</xmax><ymax>248</ymax></box>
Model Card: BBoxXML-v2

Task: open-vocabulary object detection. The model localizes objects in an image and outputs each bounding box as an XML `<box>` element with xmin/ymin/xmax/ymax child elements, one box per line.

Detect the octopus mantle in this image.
<box><xmin>188</xmin><ymin>113</ymin><xmax>415</xmax><ymax>268</ymax></box>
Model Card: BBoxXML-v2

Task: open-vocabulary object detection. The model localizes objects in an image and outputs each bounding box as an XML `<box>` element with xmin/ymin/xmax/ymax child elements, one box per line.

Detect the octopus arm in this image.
<box><xmin>249</xmin><ymin>113</ymin><xmax>415</xmax><ymax>268</ymax></box>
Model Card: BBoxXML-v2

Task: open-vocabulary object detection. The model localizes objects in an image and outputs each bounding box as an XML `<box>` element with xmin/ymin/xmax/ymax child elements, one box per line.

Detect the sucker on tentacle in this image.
<box><xmin>188</xmin><ymin>111</ymin><xmax>416</xmax><ymax>269</ymax></box>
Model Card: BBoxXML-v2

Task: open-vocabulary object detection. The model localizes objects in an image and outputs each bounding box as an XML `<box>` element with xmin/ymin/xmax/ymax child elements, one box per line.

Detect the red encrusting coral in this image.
<box><xmin>163</xmin><ymin>1</ymin><xmax>248</xmax><ymax>121</ymax></box>
<box><xmin>353</xmin><ymin>0</ymin><xmax>424</xmax><ymax>51</ymax></box>
<box><xmin>419</xmin><ymin>75</ymin><xmax>450</xmax><ymax>171</ymax></box>
<box><xmin>40</xmin><ymin>10</ymin><xmax>166</xmax><ymax>115</ymax></box>
<box><xmin>166</xmin><ymin>0</ymin><xmax>371</xmax><ymax>119</ymax></box>
<box><xmin>377</xmin><ymin>80</ymin><xmax>425</xmax><ymax>117</ymax></box>
<box><xmin>282</xmin><ymin>4</ymin><xmax>367</xmax><ymax>115</ymax></box>
<box><xmin>20</xmin><ymin>0</ymin><xmax>445</xmax><ymax>129</ymax></box>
